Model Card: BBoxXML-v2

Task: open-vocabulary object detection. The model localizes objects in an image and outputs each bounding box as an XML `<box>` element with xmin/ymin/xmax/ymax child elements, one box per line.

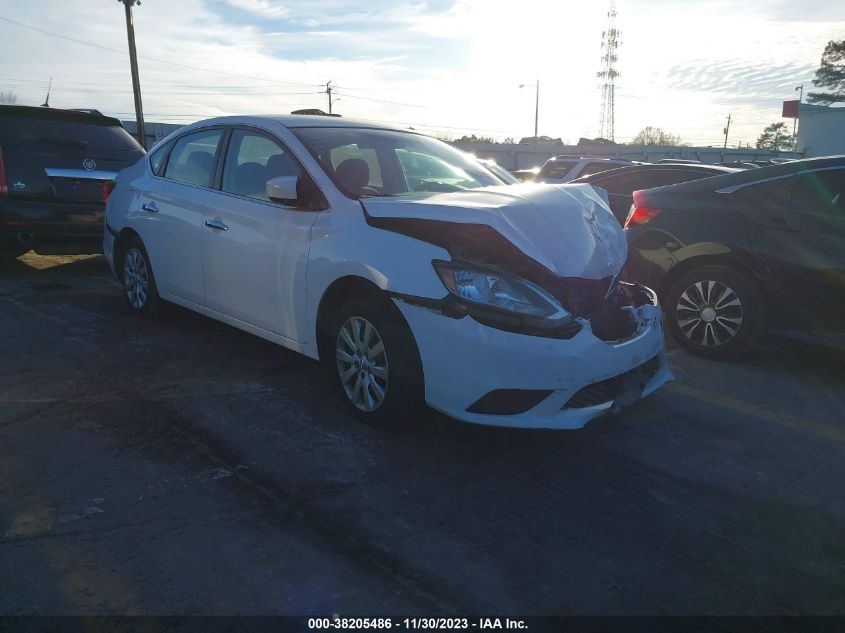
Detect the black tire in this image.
<box><xmin>329</xmin><ymin>295</ymin><xmax>424</xmax><ymax>426</ymax></box>
<box><xmin>665</xmin><ymin>264</ymin><xmax>765</xmax><ymax>360</ymax></box>
<box><xmin>120</xmin><ymin>237</ymin><xmax>160</xmax><ymax>318</ymax></box>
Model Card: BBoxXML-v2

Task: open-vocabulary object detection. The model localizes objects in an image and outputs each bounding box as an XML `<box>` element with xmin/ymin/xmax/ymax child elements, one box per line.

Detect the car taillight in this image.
<box><xmin>624</xmin><ymin>190</ymin><xmax>661</xmax><ymax>229</ymax></box>
<box><xmin>103</xmin><ymin>180</ymin><xmax>116</xmax><ymax>204</ymax></box>
<box><xmin>0</xmin><ymin>147</ymin><xmax>7</xmax><ymax>196</ymax></box>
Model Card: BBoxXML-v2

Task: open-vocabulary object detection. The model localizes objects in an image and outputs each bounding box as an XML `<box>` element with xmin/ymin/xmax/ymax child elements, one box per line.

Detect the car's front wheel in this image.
<box><xmin>665</xmin><ymin>264</ymin><xmax>764</xmax><ymax>359</ymax></box>
<box><xmin>331</xmin><ymin>296</ymin><xmax>424</xmax><ymax>425</ymax></box>
<box><xmin>121</xmin><ymin>237</ymin><xmax>160</xmax><ymax>317</ymax></box>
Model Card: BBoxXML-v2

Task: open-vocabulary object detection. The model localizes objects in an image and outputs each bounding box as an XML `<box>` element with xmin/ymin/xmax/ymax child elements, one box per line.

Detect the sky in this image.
<box><xmin>0</xmin><ymin>0</ymin><xmax>843</xmax><ymax>147</ymax></box>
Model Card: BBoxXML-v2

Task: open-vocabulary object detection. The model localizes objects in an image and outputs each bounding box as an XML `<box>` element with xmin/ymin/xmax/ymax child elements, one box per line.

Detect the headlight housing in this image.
<box><xmin>433</xmin><ymin>261</ymin><xmax>570</xmax><ymax>320</ymax></box>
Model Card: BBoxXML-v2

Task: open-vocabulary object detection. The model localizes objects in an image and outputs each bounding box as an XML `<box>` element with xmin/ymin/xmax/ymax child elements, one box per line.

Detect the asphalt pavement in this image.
<box><xmin>1</xmin><ymin>253</ymin><xmax>844</xmax><ymax>615</ymax></box>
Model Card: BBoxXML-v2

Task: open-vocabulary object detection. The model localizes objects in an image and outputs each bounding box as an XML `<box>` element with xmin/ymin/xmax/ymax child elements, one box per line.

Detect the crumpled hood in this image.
<box><xmin>361</xmin><ymin>183</ymin><xmax>627</xmax><ymax>280</ymax></box>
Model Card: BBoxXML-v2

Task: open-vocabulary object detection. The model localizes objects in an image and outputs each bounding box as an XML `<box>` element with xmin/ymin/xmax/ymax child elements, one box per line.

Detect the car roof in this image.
<box><xmin>0</xmin><ymin>104</ymin><xmax>124</xmax><ymax>127</ymax></box>
<box><xmin>640</xmin><ymin>155</ymin><xmax>845</xmax><ymax>196</ymax></box>
<box><xmin>571</xmin><ymin>163</ymin><xmax>737</xmax><ymax>183</ymax></box>
<box><xmin>180</xmin><ymin>114</ymin><xmax>412</xmax><ymax>133</ymax></box>
<box><xmin>549</xmin><ymin>155</ymin><xmax>635</xmax><ymax>162</ymax></box>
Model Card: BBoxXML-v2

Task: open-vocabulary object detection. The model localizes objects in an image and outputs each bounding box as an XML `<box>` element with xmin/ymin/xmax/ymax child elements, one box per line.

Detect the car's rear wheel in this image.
<box><xmin>331</xmin><ymin>296</ymin><xmax>424</xmax><ymax>426</ymax></box>
<box><xmin>666</xmin><ymin>265</ymin><xmax>764</xmax><ymax>359</ymax></box>
<box><xmin>121</xmin><ymin>237</ymin><xmax>159</xmax><ymax>317</ymax></box>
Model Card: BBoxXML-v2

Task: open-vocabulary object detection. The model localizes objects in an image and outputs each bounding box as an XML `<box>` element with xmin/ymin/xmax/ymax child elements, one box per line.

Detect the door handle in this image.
<box><xmin>205</xmin><ymin>218</ymin><xmax>228</xmax><ymax>231</ymax></box>
<box><xmin>141</xmin><ymin>202</ymin><xmax>159</xmax><ymax>213</ymax></box>
<box><xmin>752</xmin><ymin>217</ymin><xmax>800</xmax><ymax>232</ymax></box>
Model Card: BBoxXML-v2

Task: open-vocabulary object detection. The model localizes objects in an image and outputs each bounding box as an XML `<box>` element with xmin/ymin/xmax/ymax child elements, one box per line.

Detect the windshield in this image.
<box><xmin>480</xmin><ymin>160</ymin><xmax>520</xmax><ymax>184</ymax></box>
<box><xmin>291</xmin><ymin>127</ymin><xmax>502</xmax><ymax>197</ymax></box>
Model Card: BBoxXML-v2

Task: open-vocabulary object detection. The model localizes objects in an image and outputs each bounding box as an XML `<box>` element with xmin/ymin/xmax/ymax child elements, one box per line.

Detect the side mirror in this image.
<box><xmin>266</xmin><ymin>175</ymin><xmax>298</xmax><ymax>204</ymax></box>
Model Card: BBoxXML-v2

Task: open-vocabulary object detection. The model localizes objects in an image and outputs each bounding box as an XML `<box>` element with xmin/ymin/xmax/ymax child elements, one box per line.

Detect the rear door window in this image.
<box><xmin>788</xmin><ymin>169</ymin><xmax>845</xmax><ymax>217</ymax></box>
<box><xmin>590</xmin><ymin>168</ymin><xmax>708</xmax><ymax>194</ymax></box>
<box><xmin>164</xmin><ymin>129</ymin><xmax>223</xmax><ymax>188</ymax></box>
<box><xmin>636</xmin><ymin>169</ymin><xmax>715</xmax><ymax>189</ymax></box>
<box><xmin>737</xmin><ymin>177</ymin><xmax>792</xmax><ymax>208</ymax></box>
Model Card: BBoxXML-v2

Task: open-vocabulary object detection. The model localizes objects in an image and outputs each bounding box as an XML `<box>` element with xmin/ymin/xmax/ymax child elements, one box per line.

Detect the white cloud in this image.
<box><xmin>0</xmin><ymin>0</ymin><xmax>842</xmax><ymax>146</ymax></box>
<box><xmin>221</xmin><ymin>0</ymin><xmax>289</xmax><ymax>19</ymax></box>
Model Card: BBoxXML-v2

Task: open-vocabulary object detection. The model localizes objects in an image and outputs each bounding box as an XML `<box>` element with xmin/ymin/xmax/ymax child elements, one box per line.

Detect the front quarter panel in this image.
<box><xmin>304</xmin><ymin>200</ymin><xmax>452</xmax><ymax>358</ymax></box>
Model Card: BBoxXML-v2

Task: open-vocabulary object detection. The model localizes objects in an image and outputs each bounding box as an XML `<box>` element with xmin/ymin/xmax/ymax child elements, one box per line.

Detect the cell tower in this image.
<box><xmin>597</xmin><ymin>4</ymin><xmax>621</xmax><ymax>141</ymax></box>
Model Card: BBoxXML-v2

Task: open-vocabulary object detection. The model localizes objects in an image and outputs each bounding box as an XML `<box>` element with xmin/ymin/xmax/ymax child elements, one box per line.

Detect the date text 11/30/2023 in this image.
<box><xmin>307</xmin><ymin>617</ymin><xmax>528</xmax><ymax>630</ymax></box>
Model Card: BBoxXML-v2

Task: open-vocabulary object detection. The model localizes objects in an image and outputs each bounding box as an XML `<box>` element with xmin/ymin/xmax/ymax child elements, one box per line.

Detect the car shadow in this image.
<box><xmin>666</xmin><ymin>331</ymin><xmax>845</xmax><ymax>383</ymax></box>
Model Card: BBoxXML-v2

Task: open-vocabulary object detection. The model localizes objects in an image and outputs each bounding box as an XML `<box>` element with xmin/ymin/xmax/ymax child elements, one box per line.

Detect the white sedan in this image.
<box><xmin>104</xmin><ymin>115</ymin><xmax>671</xmax><ymax>429</ymax></box>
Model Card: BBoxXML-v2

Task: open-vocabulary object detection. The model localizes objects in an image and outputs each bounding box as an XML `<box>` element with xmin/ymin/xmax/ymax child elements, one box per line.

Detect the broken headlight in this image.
<box><xmin>434</xmin><ymin>261</ymin><xmax>570</xmax><ymax>320</ymax></box>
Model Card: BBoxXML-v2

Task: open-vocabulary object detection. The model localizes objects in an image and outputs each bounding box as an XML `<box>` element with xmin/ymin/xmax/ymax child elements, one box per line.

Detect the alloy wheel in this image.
<box><xmin>336</xmin><ymin>316</ymin><xmax>389</xmax><ymax>412</ymax></box>
<box><xmin>123</xmin><ymin>247</ymin><xmax>149</xmax><ymax>310</ymax></box>
<box><xmin>675</xmin><ymin>280</ymin><xmax>743</xmax><ymax>347</ymax></box>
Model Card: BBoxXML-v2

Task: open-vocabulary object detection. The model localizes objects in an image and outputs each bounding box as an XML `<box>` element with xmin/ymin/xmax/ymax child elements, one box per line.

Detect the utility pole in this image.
<box><xmin>793</xmin><ymin>84</ymin><xmax>803</xmax><ymax>150</ymax></box>
<box><xmin>40</xmin><ymin>77</ymin><xmax>51</xmax><ymax>107</ymax></box>
<box><xmin>119</xmin><ymin>0</ymin><xmax>146</xmax><ymax>149</ymax></box>
<box><xmin>324</xmin><ymin>81</ymin><xmax>334</xmax><ymax>115</ymax></box>
<box><xmin>723</xmin><ymin>114</ymin><xmax>731</xmax><ymax>149</ymax></box>
<box><xmin>519</xmin><ymin>80</ymin><xmax>540</xmax><ymax>142</ymax></box>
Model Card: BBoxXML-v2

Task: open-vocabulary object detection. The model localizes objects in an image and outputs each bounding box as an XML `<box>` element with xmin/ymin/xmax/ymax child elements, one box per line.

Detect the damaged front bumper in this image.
<box><xmin>394</xmin><ymin>283</ymin><xmax>672</xmax><ymax>430</ymax></box>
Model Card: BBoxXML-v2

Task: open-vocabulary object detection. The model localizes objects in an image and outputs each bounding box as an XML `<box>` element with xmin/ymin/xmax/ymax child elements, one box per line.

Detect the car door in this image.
<box><xmin>744</xmin><ymin>168</ymin><xmax>845</xmax><ymax>332</ymax></box>
<box><xmin>139</xmin><ymin>128</ymin><xmax>223</xmax><ymax>305</ymax></box>
<box><xmin>201</xmin><ymin>127</ymin><xmax>321</xmax><ymax>342</ymax></box>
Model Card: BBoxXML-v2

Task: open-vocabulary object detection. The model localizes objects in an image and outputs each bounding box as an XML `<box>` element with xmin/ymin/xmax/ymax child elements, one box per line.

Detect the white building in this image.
<box><xmin>796</xmin><ymin>104</ymin><xmax>845</xmax><ymax>158</ymax></box>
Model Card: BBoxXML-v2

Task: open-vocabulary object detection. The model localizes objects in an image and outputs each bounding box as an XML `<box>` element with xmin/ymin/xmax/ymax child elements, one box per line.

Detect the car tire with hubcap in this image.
<box><xmin>666</xmin><ymin>264</ymin><xmax>764</xmax><ymax>360</ymax></box>
<box><xmin>121</xmin><ymin>236</ymin><xmax>159</xmax><ymax>317</ymax></box>
<box><xmin>331</xmin><ymin>296</ymin><xmax>424</xmax><ymax>426</ymax></box>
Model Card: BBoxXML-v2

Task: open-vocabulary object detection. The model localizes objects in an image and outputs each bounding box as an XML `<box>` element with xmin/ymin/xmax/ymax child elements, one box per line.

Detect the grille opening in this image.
<box><xmin>467</xmin><ymin>389</ymin><xmax>553</xmax><ymax>415</ymax></box>
<box><xmin>559</xmin><ymin>277</ymin><xmax>612</xmax><ymax>318</ymax></box>
<box><xmin>588</xmin><ymin>281</ymin><xmax>654</xmax><ymax>342</ymax></box>
<box><xmin>590</xmin><ymin>305</ymin><xmax>637</xmax><ymax>341</ymax></box>
<box><xmin>563</xmin><ymin>356</ymin><xmax>659</xmax><ymax>409</ymax></box>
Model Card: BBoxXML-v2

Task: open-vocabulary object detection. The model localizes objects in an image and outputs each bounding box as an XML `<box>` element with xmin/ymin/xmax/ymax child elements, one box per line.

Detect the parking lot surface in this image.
<box><xmin>1</xmin><ymin>253</ymin><xmax>844</xmax><ymax>615</ymax></box>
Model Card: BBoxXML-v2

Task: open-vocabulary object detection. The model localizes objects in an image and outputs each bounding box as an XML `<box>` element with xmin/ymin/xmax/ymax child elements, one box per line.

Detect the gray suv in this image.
<box><xmin>534</xmin><ymin>156</ymin><xmax>645</xmax><ymax>183</ymax></box>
